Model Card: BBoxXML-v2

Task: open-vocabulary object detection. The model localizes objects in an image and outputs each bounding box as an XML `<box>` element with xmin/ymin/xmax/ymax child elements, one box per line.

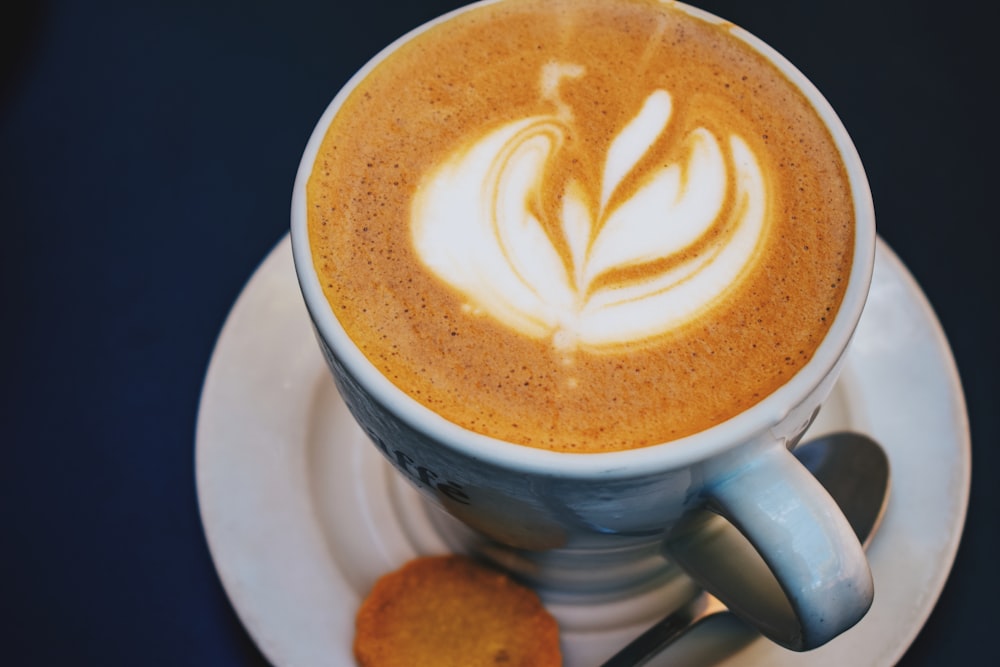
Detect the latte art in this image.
<box><xmin>306</xmin><ymin>0</ymin><xmax>856</xmax><ymax>452</ymax></box>
<box><xmin>413</xmin><ymin>65</ymin><xmax>767</xmax><ymax>351</ymax></box>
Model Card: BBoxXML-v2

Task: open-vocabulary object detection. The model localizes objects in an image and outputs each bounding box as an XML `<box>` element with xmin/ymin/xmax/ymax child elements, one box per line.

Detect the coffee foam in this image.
<box><xmin>307</xmin><ymin>0</ymin><xmax>855</xmax><ymax>452</ymax></box>
<box><xmin>412</xmin><ymin>72</ymin><xmax>768</xmax><ymax>351</ymax></box>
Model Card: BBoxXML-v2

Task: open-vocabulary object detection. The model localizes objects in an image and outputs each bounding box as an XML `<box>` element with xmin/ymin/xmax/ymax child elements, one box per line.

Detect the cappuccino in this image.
<box><xmin>306</xmin><ymin>0</ymin><xmax>854</xmax><ymax>452</ymax></box>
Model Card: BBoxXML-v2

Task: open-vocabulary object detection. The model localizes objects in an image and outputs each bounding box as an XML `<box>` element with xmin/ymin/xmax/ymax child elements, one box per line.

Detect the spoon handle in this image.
<box><xmin>600</xmin><ymin>592</ymin><xmax>729</xmax><ymax>667</ymax></box>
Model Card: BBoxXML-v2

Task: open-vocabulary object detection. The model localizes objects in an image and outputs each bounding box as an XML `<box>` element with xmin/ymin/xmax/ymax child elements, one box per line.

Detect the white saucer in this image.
<box><xmin>196</xmin><ymin>235</ymin><xmax>969</xmax><ymax>666</ymax></box>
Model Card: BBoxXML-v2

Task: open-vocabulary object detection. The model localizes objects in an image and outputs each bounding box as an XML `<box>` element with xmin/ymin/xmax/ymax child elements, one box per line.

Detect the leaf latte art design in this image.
<box><xmin>412</xmin><ymin>66</ymin><xmax>768</xmax><ymax>352</ymax></box>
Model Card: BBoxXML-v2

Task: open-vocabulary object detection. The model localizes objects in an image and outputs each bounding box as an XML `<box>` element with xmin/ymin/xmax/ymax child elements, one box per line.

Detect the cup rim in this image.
<box><xmin>289</xmin><ymin>0</ymin><xmax>877</xmax><ymax>479</ymax></box>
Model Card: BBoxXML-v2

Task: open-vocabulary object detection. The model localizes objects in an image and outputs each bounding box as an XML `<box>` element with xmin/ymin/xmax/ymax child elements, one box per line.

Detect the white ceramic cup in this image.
<box><xmin>290</xmin><ymin>0</ymin><xmax>877</xmax><ymax>651</ymax></box>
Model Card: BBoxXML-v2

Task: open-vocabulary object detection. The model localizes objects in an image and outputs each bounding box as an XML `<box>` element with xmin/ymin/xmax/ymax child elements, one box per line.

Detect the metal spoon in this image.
<box><xmin>601</xmin><ymin>431</ymin><xmax>891</xmax><ymax>667</ymax></box>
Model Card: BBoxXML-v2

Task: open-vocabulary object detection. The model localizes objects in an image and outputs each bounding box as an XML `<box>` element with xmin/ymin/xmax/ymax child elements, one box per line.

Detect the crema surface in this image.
<box><xmin>307</xmin><ymin>0</ymin><xmax>854</xmax><ymax>452</ymax></box>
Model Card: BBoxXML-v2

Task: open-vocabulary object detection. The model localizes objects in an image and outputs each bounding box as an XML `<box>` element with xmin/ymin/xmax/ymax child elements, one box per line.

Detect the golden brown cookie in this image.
<box><xmin>353</xmin><ymin>554</ymin><xmax>562</xmax><ymax>666</ymax></box>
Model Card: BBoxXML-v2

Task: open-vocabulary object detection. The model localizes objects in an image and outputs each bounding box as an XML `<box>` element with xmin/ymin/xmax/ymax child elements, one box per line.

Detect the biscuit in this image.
<box><xmin>354</xmin><ymin>554</ymin><xmax>561</xmax><ymax>666</ymax></box>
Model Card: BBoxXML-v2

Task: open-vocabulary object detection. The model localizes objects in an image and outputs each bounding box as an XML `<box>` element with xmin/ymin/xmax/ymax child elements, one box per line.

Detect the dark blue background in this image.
<box><xmin>2</xmin><ymin>0</ymin><xmax>995</xmax><ymax>664</ymax></box>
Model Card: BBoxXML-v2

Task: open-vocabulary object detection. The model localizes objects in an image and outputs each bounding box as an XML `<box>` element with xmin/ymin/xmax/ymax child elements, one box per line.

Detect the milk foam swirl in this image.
<box><xmin>412</xmin><ymin>63</ymin><xmax>767</xmax><ymax>351</ymax></box>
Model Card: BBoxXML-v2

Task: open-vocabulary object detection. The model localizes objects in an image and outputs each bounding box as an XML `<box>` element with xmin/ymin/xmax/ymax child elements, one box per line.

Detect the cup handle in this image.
<box><xmin>663</xmin><ymin>444</ymin><xmax>874</xmax><ymax>650</ymax></box>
